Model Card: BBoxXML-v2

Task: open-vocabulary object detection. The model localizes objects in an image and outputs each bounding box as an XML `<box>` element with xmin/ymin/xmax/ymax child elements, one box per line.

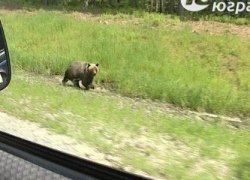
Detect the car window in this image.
<box><xmin>0</xmin><ymin>1</ymin><xmax>249</xmax><ymax>180</ymax></box>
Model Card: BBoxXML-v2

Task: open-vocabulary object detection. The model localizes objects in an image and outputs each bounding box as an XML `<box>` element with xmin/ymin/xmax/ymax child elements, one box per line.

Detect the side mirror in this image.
<box><xmin>0</xmin><ymin>21</ymin><xmax>11</xmax><ymax>91</ymax></box>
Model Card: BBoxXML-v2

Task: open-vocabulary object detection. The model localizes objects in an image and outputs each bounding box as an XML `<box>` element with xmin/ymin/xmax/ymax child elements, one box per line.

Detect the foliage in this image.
<box><xmin>0</xmin><ymin>70</ymin><xmax>249</xmax><ymax>179</ymax></box>
<box><xmin>0</xmin><ymin>6</ymin><xmax>249</xmax><ymax>180</ymax></box>
<box><xmin>1</xmin><ymin>10</ymin><xmax>250</xmax><ymax>117</ymax></box>
<box><xmin>1</xmin><ymin>0</ymin><xmax>250</xmax><ymax>19</ymax></box>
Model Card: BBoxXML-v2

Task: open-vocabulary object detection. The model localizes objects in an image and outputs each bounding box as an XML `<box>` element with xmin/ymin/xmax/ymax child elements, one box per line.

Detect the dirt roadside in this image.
<box><xmin>0</xmin><ymin>111</ymin><xmax>154</xmax><ymax>179</ymax></box>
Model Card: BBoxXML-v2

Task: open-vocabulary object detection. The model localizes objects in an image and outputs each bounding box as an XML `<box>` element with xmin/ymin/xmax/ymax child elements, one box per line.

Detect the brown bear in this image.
<box><xmin>62</xmin><ymin>61</ymin><xmax>99</xmax><ymax>90</ymax></box>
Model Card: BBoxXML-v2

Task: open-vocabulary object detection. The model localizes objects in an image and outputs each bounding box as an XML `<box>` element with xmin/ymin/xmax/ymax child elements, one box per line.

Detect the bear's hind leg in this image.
<box><xmin>73</xmin><ymin>79</ymin><xmax>81</xmax><ymax>88</ymax></box>
<box><xmin>62</xmin><ymin>77</ymin><xmax>69</xmax><ymax>86</ymax></box>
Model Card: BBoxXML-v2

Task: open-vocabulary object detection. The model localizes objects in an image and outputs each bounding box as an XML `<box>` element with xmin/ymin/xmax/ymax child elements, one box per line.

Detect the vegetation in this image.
<box><xmin>1</xmin><ymin>0</ymin><xmax>250</xmax><ymax>24</ymax></box>
<box><xmin>1</xmin><ymin>9</ymin><xmax>250</xmax><ymax>117</ymax></box>
<box><xmin>0</xmin><ymin>70</ymin><xmax>249</xmax><ymax>179</ymax></box>
<box><xmin>0</xmin><ymin>3</ymin><xmax>249</xmax><ymax>179</ymax></box>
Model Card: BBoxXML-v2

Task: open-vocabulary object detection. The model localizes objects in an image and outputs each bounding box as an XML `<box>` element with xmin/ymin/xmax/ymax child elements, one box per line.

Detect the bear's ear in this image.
<box><xmin>96</xmin><ymin>63</ymin><xmax>99</xmax><ymax>67</ymax></box>
<box><xmin>87</xmin><ymin>63</ymin><xmax>91</xmax><ymax>68</ymax></box>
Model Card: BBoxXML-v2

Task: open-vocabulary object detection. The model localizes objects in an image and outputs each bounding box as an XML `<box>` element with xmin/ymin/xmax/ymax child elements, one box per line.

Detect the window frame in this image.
<box><xmin>0</xmin><ymin>20</ymin><xmax>12</xmax><ymax>91</ymax></box>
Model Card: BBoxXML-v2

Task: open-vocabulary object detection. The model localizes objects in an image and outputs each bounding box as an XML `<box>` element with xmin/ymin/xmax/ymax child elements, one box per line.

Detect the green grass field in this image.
<box><xmin>0</xmin><ymin>7</ymin><xmax>250</xmax><ymax>179</ymax></box>
<box><xmin>1</xmin><ymin>9</ymin><xmax>250</xmax><ymax>117</ymax></box>
<box><xmin>0</xmin><ymin>70</ymin><xmax>249</xmax><ymax>179</ymax></box>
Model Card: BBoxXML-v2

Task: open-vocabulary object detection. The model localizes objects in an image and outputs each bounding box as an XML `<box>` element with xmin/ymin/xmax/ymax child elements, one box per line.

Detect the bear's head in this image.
<box><xmin>87</xmin><ymin>63</ymin><xmax>99</xmax><ymax>76</ymax></box>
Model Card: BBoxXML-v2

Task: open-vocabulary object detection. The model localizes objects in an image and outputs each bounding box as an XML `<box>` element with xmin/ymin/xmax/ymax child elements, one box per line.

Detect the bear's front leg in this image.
<box><xmin>89</xmin><ymin>83</ymin><xmax>95</xmax><ymax>89</ymax></box>
<box><xmin>84</xmin><ymin>85</ymin><xmax>90</xmax><ymax>90</ymax></box>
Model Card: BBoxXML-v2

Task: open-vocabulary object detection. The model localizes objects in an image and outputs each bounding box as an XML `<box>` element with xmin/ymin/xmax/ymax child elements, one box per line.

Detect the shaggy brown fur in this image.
<box><xmin>62</xmin><ymin>61</ymin><xmax>99</xmax><ymax>90</ymax></box>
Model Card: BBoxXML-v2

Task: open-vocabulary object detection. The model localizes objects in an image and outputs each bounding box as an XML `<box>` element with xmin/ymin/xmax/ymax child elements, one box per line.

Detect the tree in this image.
<box><xmin>168</xmin><ymin>0</ymin><xmax>175</xmax><ymax>13</ymax></box>
<box><xmin>178</xmin><ymin>0</ymin><xmax>184</xmax><ymax>17</ymax></box>
<box><xmin>44</xmin><ymin>0</ymin><xmax>49</xmax><ymax>6</ymax></box>
<box><xmin>129</xmin><ymin>0</ymin><xmax>138</xmax><ymax>7</ymax></box>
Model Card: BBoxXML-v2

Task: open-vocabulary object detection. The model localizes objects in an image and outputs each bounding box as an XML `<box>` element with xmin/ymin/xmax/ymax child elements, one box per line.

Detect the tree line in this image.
<box><xmin>34</xmin><ymin>0</ymin><xmax>250</xmax><ymax>17</ymax></box>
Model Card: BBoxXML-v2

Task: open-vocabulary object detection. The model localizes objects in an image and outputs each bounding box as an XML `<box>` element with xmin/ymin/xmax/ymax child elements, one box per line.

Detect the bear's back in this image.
<box><xmin>66</xmin><ymin>61</ymin><xmax>87</xmax><ymax>79</ymax></box>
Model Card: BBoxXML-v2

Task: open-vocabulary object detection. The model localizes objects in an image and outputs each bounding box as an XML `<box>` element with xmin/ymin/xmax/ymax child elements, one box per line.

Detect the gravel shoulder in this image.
<box><xmin>0</xmin><ymin>111</ymin><xmax>111</xmax><ymax>165</ymax></box>
<box><xmin>0</xmin><ymin>111</ymin><xmax>155</xmax><ymax>179</ymax></box>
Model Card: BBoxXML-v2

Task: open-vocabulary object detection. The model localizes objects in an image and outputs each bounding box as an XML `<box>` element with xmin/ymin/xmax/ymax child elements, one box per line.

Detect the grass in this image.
<box><xmin>0</xmin><ymin>70</ymin><xmax>249</xmax><ymax>179</ymax></box>
<box><xmin>0</xmin><ymin>8</ymin><xmax>249</xmax><ymax>179</ymax></box>
<box><xmin>0</xmin><ymin>9</ymin><xmax>250</xmax><ymax>117</ymax></box>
